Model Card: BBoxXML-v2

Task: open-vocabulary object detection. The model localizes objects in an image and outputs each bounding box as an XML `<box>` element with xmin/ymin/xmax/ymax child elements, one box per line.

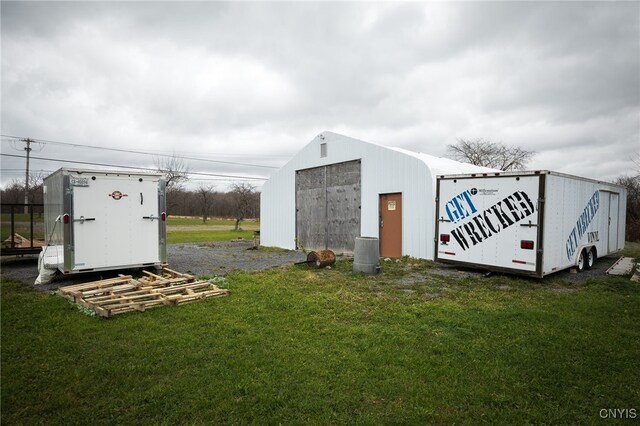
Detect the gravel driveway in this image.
<box><xmin>168</xmin><ymin>240</ymin><xmax>306</xmax><ymax>276</ymax></box>
<box><xmin>0</xmin><ymin>241</ymin><xmax>307</xmax><ymax>291</ymax></box>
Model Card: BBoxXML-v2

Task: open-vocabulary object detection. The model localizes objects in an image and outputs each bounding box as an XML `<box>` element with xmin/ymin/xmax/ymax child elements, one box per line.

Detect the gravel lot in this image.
<box><xmin>0</xmin><ymin>240</ymin><xmax>626</xmax><ymax>292</ymax></box>
<box><xmin>0</xmin><ymin>241</ymin><xmax>307</xmax><ymax>291</ymax></box>
<box><xmin>168</xmin><ymin>240</ymin><xmax>306</xmax><ymax>276</ymax></box>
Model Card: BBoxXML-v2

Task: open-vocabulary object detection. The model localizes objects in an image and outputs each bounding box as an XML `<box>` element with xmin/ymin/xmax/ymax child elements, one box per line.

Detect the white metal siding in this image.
<box><xmin>542</xmin><ymin>174</ymin><xmax>626</xmax><ymax>275</ymax></box>
<box><xmin>261</xmin><ymin>132</ymin><xmax>495</xmax><ymax>260</ymax></box>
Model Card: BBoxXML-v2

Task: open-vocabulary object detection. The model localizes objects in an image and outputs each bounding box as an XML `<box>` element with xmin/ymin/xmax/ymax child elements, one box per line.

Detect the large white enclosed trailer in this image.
<box><xmin>39</xmin><ymin>168</ymin><xmax>167</xmax><ymax>278</ymax></box>
<box><xmin>435</xmin><ymin>171</ymin><xmax>626</xmax><ymax>277</ymax></box>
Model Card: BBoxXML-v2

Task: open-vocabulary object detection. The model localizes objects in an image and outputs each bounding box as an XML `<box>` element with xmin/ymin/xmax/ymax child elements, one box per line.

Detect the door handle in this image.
<box><xmin>143</xmin><ymin>215</ymin><xmax>159</xmax><ymax>221</ymax></box>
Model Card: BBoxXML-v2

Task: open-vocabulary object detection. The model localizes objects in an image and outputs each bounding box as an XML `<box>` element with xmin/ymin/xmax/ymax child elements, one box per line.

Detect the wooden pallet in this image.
<box><xmin>57</xmin><ymin>268</ymin><xmax>229</xmax><ymax>318</ymax></box>
<box><xmin>2</xmin><ymin>232</ymin><xmax>45</xmax><ymax>248</ymax></box>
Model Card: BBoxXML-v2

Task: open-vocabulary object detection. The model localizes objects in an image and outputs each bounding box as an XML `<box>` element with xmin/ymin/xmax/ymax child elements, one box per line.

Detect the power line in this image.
<box><xmin>1</xmin><ymin>134</ymin><xmax>285</xmax><ymax>168</ymax></box>
<box><xmin>1</xmin><ymin>153</ymin><xmax>268</xmax><ymax>181</ymax></box>
<box><xmin>1</xmin><ymin>169</ymin><xmax>55</xmax><ymax>173</ymax></box>
<box><xmin>1</xmin><ymin>134</ymin><xmax>291</xmax><ymax>158</ymax></box>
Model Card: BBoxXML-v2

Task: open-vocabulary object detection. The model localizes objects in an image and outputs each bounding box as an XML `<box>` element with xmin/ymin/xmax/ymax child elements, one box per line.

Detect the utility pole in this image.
<box><xmin>23</xmin><ymin>138</ymin><xmax>32</xmax><ymax>213</ymax></box>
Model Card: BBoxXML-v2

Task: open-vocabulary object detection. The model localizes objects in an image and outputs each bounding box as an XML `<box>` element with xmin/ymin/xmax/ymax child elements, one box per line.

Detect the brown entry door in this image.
<box><xmin>379</xmin><ymin>193</ymin><xmax>402</xmax><ymax>258</ymax></box>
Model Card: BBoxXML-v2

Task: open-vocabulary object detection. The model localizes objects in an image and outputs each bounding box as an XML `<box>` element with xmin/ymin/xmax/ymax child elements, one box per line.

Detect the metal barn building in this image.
<box><xmin>260</xmin><ymin>131</ymin><xmax>495</xmax><ymax>260</ymax></box>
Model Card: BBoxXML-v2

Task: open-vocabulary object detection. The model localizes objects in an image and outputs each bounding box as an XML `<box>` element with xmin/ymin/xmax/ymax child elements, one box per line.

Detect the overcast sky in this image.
<box><xmin>1</xmin><ymin>1</ymin><xmax>638</xmax><ymax>191</ymax></box>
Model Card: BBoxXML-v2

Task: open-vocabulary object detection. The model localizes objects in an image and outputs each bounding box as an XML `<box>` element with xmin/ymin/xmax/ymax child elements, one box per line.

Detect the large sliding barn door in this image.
<box><xmin>296</xmin><ymin>160</ymin><xmax>361</xmax><ymax>253</ymax></box>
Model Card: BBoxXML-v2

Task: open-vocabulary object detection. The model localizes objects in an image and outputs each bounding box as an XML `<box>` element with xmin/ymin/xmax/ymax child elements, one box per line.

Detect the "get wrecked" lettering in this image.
<box><xmin>450</xmin><ymin>191</ymin><xmax>535</xmax><ymax>250</ymax></box>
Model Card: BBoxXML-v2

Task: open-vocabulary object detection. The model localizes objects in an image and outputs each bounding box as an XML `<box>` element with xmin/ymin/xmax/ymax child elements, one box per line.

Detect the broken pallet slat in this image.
<box><xmin>79</xmin><ymin>283</ymin><xmax>139</xmax><ymax>297</ymax></box>
<box><xmin>89</xmin><ymin>295</ymin><xmax>165</xmax><ymax>308</ymax></box>
<box><xmin>58</xmin><ymin>276</ymin><xmax>134</xmax><ymax>293</ymax></box>
<box><xmin>174</xmin><ymin>292</ymin><xmax>229</xmax><ymax>304</ymax></box>
<box><xmin>154</xmin><ymin>282</ymin><xmax>216</xmax><ymax>294</ymax></box>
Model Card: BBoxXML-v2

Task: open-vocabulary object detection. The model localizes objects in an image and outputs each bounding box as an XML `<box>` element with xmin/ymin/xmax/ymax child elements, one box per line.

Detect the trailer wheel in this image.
<box><xmin>585</xmin><ymin>247</ymin><xmax>595</xmax><ymax>270</ymax></box>
<box><xmin>576</xmin><ymin>250</ymin><xmax>586</xmax><ymax>272</ymax></box>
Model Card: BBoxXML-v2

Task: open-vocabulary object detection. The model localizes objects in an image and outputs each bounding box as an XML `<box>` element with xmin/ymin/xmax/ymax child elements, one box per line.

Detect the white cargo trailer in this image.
<box><xmin>37</xmin><ymin>168</ymin><xmax>167</xmax><ymax>281</ymax></box>
<box><xmin>435</xmin><ymin>171</ymin><xmax>626</xmax><ymax>277</ymax></box>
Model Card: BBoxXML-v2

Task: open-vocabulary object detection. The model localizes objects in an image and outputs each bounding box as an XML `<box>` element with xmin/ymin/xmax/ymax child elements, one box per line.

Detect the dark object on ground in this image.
<box><xmin>306</xmin><ymin>250</ymin><xmax>336</xmax><ymax>268</ymax></box>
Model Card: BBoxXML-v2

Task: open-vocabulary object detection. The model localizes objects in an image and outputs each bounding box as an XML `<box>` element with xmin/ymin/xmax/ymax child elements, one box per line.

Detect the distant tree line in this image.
<box><xmin>1</xmin><ymin>147</ymin><xmax>637</xmax><ymax>241</ymax></box>
<box><xmin>167</xmin><ymin>184</ymin><xmax>260</xmax><ymax>221</ymax></box>
<box><xmin>1</xmin><ymin>176</ymin><xmax>44</xmax><ymax>207</ymax></box>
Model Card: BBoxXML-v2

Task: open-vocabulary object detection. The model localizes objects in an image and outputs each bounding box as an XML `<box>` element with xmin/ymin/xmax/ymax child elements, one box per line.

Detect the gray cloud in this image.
<box><xmin>1</xmin><ymin>1</ymin><xmax>638</xmax><ymax>190</ymax></box>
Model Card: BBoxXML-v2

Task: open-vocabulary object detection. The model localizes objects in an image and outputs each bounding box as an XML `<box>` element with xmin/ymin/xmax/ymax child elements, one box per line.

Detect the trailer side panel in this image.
<box><xmin>436</xmin><ymin>174</ymin><xmax>542</xmax><ymax>275</ymax></box>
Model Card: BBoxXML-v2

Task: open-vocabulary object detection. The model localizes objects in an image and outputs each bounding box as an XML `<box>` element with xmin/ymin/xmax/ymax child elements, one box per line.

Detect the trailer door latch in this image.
<box><xmin>143</xmin><ymin>215</ymin><xmax>159</xmax><ymax>221</ymax></box>
<box><xmin>519</xmin><ymin>220</ymin><xmax>538</xmax><ymax>228</ymax></box>
<box><xmin>73</xmin><ymin>216</ymin><xmax>96</xmax><ymax>224</ymax></box>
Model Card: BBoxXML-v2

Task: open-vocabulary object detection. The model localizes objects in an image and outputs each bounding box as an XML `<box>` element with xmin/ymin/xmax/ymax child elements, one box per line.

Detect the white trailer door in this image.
<box><xmin>436</xmin><ymin>175</ymin><xmax>541</xmax><ymax>274</ymax></box>
<box><xmin>72</xmin><ymin>176</ymin><xmax>160</xmax><ymax>270</ymax></box>
<box><xmin>608</xmin><ymin>193</ymin><xmax>619</xmax><ymax>252</ymax></box>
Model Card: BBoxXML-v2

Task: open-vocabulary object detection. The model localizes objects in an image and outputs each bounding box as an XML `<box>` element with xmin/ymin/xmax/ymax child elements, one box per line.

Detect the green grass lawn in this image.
<box><xmin>165</xmin><ymin>216</ymin><xmax>259</xmax><ymax>243</ymax></box>
<box><xmin>0</xmin><ymin>224</ymin><xmax>45</xmax><ymax>241</ymax></box>
<box><xmin>167</xmin><ymin>229</ymin><xmax>255</xmax><ymax>244</ymax></box>
<box><xmin>2</xmin><ymin>254</ymin><xmax>639</xmax><ymax>424</ymax></box>
<box><xmin>0</xmin><ymin>212</ymin><xmax>45</xmax><ymax>222</ymax></box>
<box><xmin>166</xmin><ymin>216</ymin><xmax>258</xmax><ymax>227</ymax></box>
<box><xmin>1</xmin><ymin>213</ymin><xmax>45</xmax><ymax>241</ymax></box>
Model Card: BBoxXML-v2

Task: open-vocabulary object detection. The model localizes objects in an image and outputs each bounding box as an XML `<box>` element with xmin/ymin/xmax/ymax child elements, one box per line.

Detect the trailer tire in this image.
<box><xmin>576</xmin><ymin>250</ymin><xmax>586</xmax><ymax>272</ymax></box>
<box><xmin>585</xmin><ymin>247</ymin><xmax>596</xmax><ymax>270</ymax></box>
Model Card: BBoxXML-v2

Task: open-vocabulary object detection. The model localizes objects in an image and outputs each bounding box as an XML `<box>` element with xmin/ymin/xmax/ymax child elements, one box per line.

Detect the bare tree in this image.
<box><xmin>614</xmin><ymin>152</ymin><xmax>640</xmax><ymax>242</ymax></box>
<box><xmin>446</xmin><ymin>138</ymin><xmax>535</xmax><ymax>171</ymax></box>
<box><xmin>230</xmin><ymin>182</ymin><xmax>256</xmax><ymax>231</ymax></box>
<box><xmin>196</xmin><ymin>184</ymin><xmax>215</xmax><ymax>224</ymax></box>
<box><xmin>615</xmin><ymin>174</ymin><xmax>640</xmax><ymax>242</ymax></box>
<box><xmin>27</xmin><ymin>172</ymin><xmax>45</xmax><ymax>204</ymax></box>
<box><xmin>0</xmin><ymin>174</ymin><xmax>44</xmax><ymax>205</ymax></box>
<box><xmin>154</xmin><ymin>154</ymin><xmax>190</xmax><ymax>191</ymax></box>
